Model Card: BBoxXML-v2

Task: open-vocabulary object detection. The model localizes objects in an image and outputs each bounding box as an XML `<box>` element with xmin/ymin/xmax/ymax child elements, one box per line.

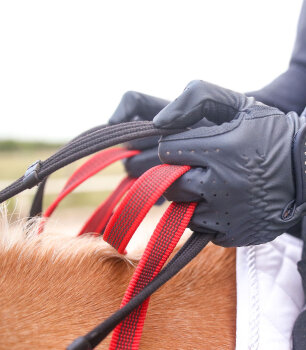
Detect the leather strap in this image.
<box><xmin>0</xmin><ymin>121</ymin><xmax>183</xmax><ymax>204</ymax></box>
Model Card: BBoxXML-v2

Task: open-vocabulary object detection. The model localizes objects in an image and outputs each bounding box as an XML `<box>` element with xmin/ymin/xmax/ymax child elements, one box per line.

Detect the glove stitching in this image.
<box><xmin>244</xmin><ymin>113</ymin><xmax>284</xmax><ymax>120</ymax></box>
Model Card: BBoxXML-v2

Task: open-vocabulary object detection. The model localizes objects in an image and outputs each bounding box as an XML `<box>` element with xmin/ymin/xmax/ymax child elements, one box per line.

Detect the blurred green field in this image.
<box><xmin>0</xmin><ymin>148</ymin><xmax>123</xmax><ymax>179</ymax></box>
<box><xmin>0</xmin><ymin>141</ymin><xmax>125</xmax><ymax>217</ymax></box>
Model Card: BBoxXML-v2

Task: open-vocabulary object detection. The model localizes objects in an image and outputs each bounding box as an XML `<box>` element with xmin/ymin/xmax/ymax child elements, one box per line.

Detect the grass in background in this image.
<box><xmin>0</xmin><ymin>140</ymin><xmax>63</xmax><ymax>152</ymax></box>
<box><xmin>0</xmin><ymin>140</ymin><xmax>125</xmax><ymax>217</ymax></box>
<box><xmin>0</xmin><ymin>140</ymin><xmax>124</xmax><ymax>179</ymax></box>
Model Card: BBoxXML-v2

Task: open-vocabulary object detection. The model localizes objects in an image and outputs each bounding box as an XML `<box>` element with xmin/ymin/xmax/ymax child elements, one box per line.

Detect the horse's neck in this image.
<box><xmin>0</xmin><ymin>232</ymin><xmax>236</xmax><ymax>350</ymax></box>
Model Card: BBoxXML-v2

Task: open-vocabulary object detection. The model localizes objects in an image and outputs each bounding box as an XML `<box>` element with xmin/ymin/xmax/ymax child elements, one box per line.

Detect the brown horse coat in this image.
<box><xmin>0</xmin><ymin>215</ymin><xmax>236</xmax><ymax>349</ymax></box>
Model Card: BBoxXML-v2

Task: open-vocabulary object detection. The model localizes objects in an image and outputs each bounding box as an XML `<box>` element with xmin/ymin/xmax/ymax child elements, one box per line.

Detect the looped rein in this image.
<box><xmin>65</xmin><ymin>162</ymin><xmax>201</xmax><ymax>350</ymax></box>
<box><xmin>104</xmin><ymin>164</ymin><xmax>195</xmax><ymax>350</ymax></box>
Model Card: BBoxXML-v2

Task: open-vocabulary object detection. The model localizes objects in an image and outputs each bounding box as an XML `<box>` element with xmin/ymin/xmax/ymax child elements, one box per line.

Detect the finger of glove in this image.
<box><xmin>123</xmin><ymin>147</ymin><xmax>161</xmax><ymax>178</ymax></box>
<box><xmin>109</xmin><ymin>91</ymin><xmax>169</xmax><ymax>124</ymax></box>
<box><xmin>126</xmin><ymin>114</ymin><xmax>216</xmax><ymax>152</ymax></box>
<box><xmin>125</xmin><ymin>135</ymin><xmax>159</xmax><ymax>151</ymax></box>
<box><xmin>162</xmin><ymin>169</ymin><xmax>223</xmax><ymax>237</ymax></box>
<box><xmin>125</xmin><ymin>116</ymin><xmax>216</xmax><ymax>151</ymax></box>
<box><xmin>163</xmin><ymin>167</ymin><xmax>209</xmax><ymax>202</ymax></box>
<box><xmin>163</xmin><ymin>171</ymin><xmax>245</xmax><ymax>246</ymax></box>
<box><xmin>153</xmin><ymin>80</ymin><xmax>254</xmax><ymax>129</ymax></box>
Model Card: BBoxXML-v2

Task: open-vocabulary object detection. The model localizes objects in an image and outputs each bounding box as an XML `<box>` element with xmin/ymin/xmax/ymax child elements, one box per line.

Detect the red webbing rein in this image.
<box><xmin>39</xmin><ymin>146</ymin><xmax>195</xmax><ymax>349</ymax></box>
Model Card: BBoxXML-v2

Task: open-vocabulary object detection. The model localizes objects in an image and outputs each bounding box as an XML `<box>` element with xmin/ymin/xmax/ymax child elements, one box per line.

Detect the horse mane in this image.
<box><xmin>0</xmin><ymin>205</ymin><xmax>236</xmax><ymax>349</ymax></box>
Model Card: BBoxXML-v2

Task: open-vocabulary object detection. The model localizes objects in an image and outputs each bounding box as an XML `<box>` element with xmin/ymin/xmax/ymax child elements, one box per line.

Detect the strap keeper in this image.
<box><xmin>23</xmin><ymin>160</ymin><xmax>42</xmax><ymax>189</ymax></box>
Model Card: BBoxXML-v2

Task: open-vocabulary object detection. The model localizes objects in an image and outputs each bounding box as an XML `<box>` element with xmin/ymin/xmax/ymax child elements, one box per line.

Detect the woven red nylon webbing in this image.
<box><xmin>42</xmin><ymin>147</ymin><xmax>139</xmax><ymax>220</ymax></box>
<box><xmin>109</xmin><ymin>201</ymin><xmax>197</xmax><ymax>350</ymax></box>
<box><xmin>103</xmin><ymin>164</ymin><xmax>191</xmax><ymax>254</ymax></box>
<box><xmin>78</xmin><ymin>176</ymin><xmax>136</xmax><ymax>236</ymax></box>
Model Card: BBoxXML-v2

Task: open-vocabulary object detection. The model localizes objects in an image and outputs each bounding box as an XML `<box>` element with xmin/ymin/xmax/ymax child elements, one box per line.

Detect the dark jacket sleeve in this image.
<box><xmin>247</xmin><ymin>0</ymin><xmax>306</xmax><ymax>114</ymax></box>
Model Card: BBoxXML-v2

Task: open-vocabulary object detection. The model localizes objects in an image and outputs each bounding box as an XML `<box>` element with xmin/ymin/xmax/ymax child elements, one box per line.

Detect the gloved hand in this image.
<box><xmin>109</xmin><ymin>91</ymin><xmax>215</xmax><ymax>178</ymax></box>
<box><xmin>153</xmin><ymin>80</ymin><xmax>306</xmax><ymax>247</ymax></box>
<box><xmin>109</xmin><ymin>91</ymin><xmax>169</xmax><ymax>178</ymax></box>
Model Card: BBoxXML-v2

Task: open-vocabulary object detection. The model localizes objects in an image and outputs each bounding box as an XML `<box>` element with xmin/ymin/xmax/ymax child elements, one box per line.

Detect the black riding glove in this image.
<box><xmin>109</xmin><ymin>91</ymin><xmax>169</xmax><ymax>178</ymax></box>
<box><xmin>153</xmin><ymin>80</ymin><xmax>306</xmax><ymax>247</ymax></box>
<box><xmin>109</xmin><ymin>91</ymin><xmax>215</xmax><ymax>178</ymax></box>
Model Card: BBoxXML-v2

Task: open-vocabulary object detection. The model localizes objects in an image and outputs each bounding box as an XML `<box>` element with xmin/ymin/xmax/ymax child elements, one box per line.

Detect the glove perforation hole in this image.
<box><xmin>200</xmin><ymin>193</ymin><xmax>204</xmax><ymax>197</ymax></box>
<box><xmin>216</xmin><ymin>222</ymin><xmax>219</xmax><ymax>225</ymax></box>
<box><xmin>225</xmin><ymin>193</ymin><xmax>229</xmax><ymax>197</ymax></box>
<box><xmin>213</xmin><ymin>194</ymin><xmax>217</xmax><ymax>197</ymax></box>
<box><xmin>203</xmin><ymin>220</ymin><xmax>207</xmax><ymax>224</ymax></box>
<box><xmin>227</xmin><ymin>223</ymin><xmax>230</xmax><ymax>226</ymax></box>
<box><xmin>200</xmin><ymin>180</ymin><xmax>203</xmax><ymax>185</ymax></box>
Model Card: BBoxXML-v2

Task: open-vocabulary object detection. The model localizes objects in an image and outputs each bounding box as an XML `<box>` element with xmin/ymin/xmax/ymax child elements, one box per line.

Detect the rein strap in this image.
<box><xmin>109</xmin><ymin>202</ymin><xmax>196</xmax><ymax>350</ymax></box>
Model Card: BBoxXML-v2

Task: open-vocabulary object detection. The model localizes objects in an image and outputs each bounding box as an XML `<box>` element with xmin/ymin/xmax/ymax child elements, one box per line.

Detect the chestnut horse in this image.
<box><xmin>0</xmin><ymin>210</ymin><xmax>236</xmax><ymax>350</ymax></box>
